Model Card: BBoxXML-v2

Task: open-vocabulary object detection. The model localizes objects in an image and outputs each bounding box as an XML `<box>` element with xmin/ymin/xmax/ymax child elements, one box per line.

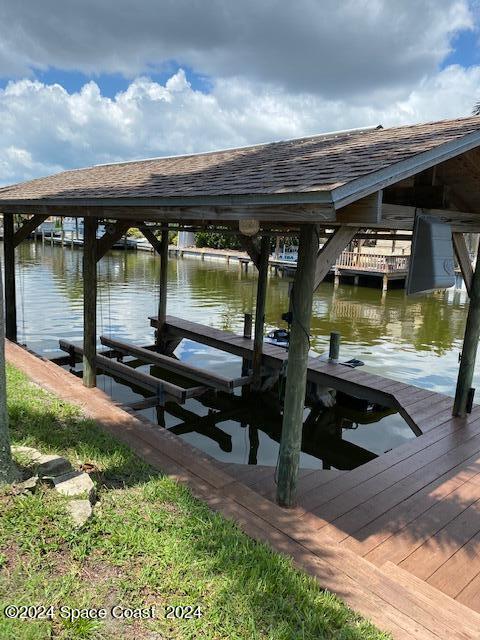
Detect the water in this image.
<box><xmin>9</xmin><ymin>240</ymin><xmax>473</xmax><ymax>470</ymax></box>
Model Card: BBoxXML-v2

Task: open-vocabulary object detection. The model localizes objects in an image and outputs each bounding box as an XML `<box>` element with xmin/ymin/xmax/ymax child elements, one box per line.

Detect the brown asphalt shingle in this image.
<box><xmin>1</xmin><ymin>115</ymin><xmax>480</xmax><ymax>203</ymax></box>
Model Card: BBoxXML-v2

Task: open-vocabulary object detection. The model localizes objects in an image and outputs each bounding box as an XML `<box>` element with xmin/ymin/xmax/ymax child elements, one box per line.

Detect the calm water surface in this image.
<box><xmin>9</xmin><ymin>240</ymin><xmax>474</xmax><ymax>470</ymax></box>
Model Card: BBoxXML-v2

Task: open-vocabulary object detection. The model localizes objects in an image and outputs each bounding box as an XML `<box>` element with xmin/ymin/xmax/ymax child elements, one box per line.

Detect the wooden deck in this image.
<box><xmin>7</xmin><ymin>338</ymin><xmax>480</xmax><ymax>639</ymax></box>
<box><xmin>151</xmin><ymin>315</ymin><xmax>458</xmax><ymax>434</ymax></box>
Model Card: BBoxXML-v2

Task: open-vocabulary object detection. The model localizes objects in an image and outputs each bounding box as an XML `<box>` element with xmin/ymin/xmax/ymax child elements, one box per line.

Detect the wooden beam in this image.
<box><xmin>99</xmin><ymin>335</ymin><xmax>250</xmax><ymax>392</ymax></box>
<box><xmin>452</xmin><ymin>232</ymin><xmax>473</xmax><ymax>296</ymax></box>
<box><xmin>238</xmin><ymin>236</ymin><xmax>261</xmax><ymax>269</ymax></box>
<box><xmin>157</xmin><ymin>230</ymin><xmax>169</xmax><ymax>347</ymax></box>
<box><xmin>3</xmin><ymin>215</ymin><xmax>16</xmax><ymax>342</ymax></box>
<box><xmin>12</xmin><ymin>214</ymin><xmax>49</xmax><ymax>247</ymax></box>
<box><xmin>0</xmin><ymin>202</ymin><xmax>336</xmax><ymax>224</ymax></box>
<box><xmin>252</xmin><ymin>236</ymin><xmax>270</xmax><ymax>390</ymax></box>
<box><xmin>336</xmin><ymin>192</ymin><xmax>382</xmax><ymax>224</ymax></box>
<box><xmin>60</xmin><ymin>340</ymin><xmax>205</xmax><ymax>402</ymax></box>
<box><xmin>380</xmin><ymin>204</ymin><xmax>480</xmax><ymax>232</ymax></box>
<box><xmin>141</xmin><ymin>226</ymin><xmax>162</xmax><ymax>254</ymax></box>
<box><xmin>96</xmin><ymin>220</ymin><xmax>132</xmax><ymax>261</ymax></box>
<box><xmin>314</xmin><ymin>226</ymin><xmax>359</xmax><ymax>290</ymax></box>
<box><xmin>276</xmin><ymin>224</ymin><xmax>318</xmax><ymax>507</ymax></box>
<box><xmin>83</xmin><ymin>217</ymin><xmax>97</xmax><ymax>387</ymax></box>
<box><xmin>453</xmin><ymin>240</ymin><xmax>480</xmax><ymax>416</ymax></box>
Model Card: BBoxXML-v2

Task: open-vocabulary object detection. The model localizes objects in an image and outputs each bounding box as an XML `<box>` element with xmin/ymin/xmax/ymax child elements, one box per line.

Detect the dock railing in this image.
<box><xmin>335</xmin><ymin>252</ymin><xmax>409</xmax><ymax>273</ymax></box>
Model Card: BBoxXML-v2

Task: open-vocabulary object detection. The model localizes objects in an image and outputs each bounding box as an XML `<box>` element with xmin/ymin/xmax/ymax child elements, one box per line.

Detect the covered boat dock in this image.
<box><xmin>4</xmin><ymin>115</ymin><xmax>480</xmax><ymax>637</ymax></box>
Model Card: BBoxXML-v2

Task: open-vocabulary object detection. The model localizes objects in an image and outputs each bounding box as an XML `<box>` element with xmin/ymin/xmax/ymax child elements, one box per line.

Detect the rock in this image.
<box><xmin>35</xmin><ymin>455</ymin><xmax>72</xmax><ymax>478</ymax></box>
<box><xmin>15</xmin><ymin>475</ymin><xmax>39</xmax><ymax>493</ymax></box>
<box><xmin>12</xmin><ymin>446</ymin><xmax>43</xmax><ymax>464</ymax></box>
<box><xmin>11</xmin><ymin>447</ymin><xmax>72</xmax><ymax>477</ymax></box>
<box><xmin>67</xmin><ymin>499</ymin><xmax>92</xmax><ymax>527</ymax></box>
<box><xmin>53</xmin><ymin>471</ymin><xmax>95</xmax><ymax>501</ymax></box>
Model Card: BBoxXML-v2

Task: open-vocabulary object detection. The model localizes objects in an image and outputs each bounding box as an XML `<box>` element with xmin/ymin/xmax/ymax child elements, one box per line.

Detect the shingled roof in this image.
<box><xmin>1</xmin><ymin>115</ymin><xmax>480</xmax><ymax>209</ymax></box>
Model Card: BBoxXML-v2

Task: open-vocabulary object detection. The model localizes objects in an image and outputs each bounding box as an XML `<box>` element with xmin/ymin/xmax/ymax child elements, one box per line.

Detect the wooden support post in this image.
<box><xmin>314</xmin><ymin>226</ymin><xmax>359</xmax><ymax>290</ymax></box>
<box><xmin>382</xmin><ymin>274</ymin><xmax>388</xmax><ymax>292</ymax></box>
<box><xmin>452</xmin><ymin>232</ymin><xmax>473</xmax><ymax>296</ymax></box>
<box><xmin>453</xmin><ymin>241</ymin><xmax>480</xmax><ymax>416</ymax></box>
<box><xmin>156</xmin><ymin>229</ymin><xmax>169</xmax><ymax>346</ymax></box>
<box><xmin>329</xmin><ymin>331</ymin><xmax>340</xmax><ymax>362</ymax></box>
<box><xmin>3</xmin><ymin>215</ymin><xmax>16</xmax><ymax>342</ymax></box>
<box><xmin>252</xmin><ymin>236</ymin><xmax>269</xmax><ymax>390</ymax></box>
<box><xmin>83</xmin><ymin>217</ymin><xmax>97</xmax><ymax>387</ymax></box>
<box><xmin>277</xmin><ymin>224</ymin><xmax>318</xmax><ymax>507</ymax></box>
<box><xmin>96</xmin><ymin>220</ymin><xmax>132</xmax><ymax>262</ymax></box>
<box><xmin>12</xmin><ymin>214</ymin><xmax>48</xmax><ymax>247</ymax></box>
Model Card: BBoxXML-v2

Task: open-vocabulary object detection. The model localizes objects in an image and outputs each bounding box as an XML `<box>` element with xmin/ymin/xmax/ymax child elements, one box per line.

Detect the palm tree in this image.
<box><xmin>0</xmin><ymin>252</ymin><xmax>14</xmax><ymax>484</ymax></box>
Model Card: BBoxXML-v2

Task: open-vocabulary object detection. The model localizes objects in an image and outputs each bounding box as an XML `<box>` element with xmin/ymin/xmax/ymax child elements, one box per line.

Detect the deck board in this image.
<box><xmin>9</xmin><ymin>330</ymin><xmax>480</xmax><ymax>636</ymax></box>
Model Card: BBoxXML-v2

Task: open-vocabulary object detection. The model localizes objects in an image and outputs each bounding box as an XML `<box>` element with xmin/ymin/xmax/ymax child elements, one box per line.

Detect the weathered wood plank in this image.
<box><xmin>13</xmin><ymin>214</ymin><xmax>49</xmax><ymax>247</ymax></box>
<box><xmin>335</xmin><ymin>192</ymin><xmax>382</xmax><ymax>224</ymax></box>
<box><xmin>314</xmin><ymin>226</ymin><xmax>359</xmax><ymax>290</ymax></box>
<box><xmin>454</xmin><ymin>240</ymin><xmax>480</xmax><ymax>416</ymax></box>
<box><xmin>252</xmin><ymin>235</ymin><xmax>269</xmax><ymax>389</ymax></box>
<box><xmin>3</xmin><ymin>215</ymin><xmax>16</xmax><ymax>342</ymax></box>
<box><xmin>59</xmin><ymin>339</ymin><xmax>206</xmax><ymax>402</ymax></box>
<box><xmin>452</xmin><ymin>232</ymin><xmax>473</xmax><ymax>296</ymax></box>
<box><xmin>82</xmin><ymin>217</ymin><xmax>97</xmax><ymax>387</ymax></box>
<box><xmin>96</xmin><ymin>220</ymin><xmax>132</xmax><ymax>261</ymax></box>
<box><xmin>277</xmin><ymin>224</ymin><xmax>318</xmax><ymax>506</ymax></box>
<box><xmin>99</xmin><ymin>335</ymin><xmax>250</xmax><ymax>392</ymax></box>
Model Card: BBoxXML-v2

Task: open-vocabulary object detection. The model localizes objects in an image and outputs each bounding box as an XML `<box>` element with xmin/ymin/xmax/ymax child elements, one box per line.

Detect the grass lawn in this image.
<box><xmin>0</xmin><ymin>364</ymin><xmax>389</xmax><ymax>640</ymax></box>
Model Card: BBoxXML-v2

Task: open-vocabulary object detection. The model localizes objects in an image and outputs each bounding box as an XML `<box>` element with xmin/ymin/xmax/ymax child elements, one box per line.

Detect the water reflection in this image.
<box><xmin>9</xmin><ymin>240</ymin><xmax>474</xmax><ymax>467</ymax></box>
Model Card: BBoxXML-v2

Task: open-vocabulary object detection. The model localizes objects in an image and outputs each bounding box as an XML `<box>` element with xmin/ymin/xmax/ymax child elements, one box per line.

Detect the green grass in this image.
<box><xmin>0</xmin><ymin>364</ymin><xmax>389</xmax><ymax>640</ymax></box>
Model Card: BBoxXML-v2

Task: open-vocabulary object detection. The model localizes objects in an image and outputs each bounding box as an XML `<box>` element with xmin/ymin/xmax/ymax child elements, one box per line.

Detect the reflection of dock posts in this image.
<box><xmin>453</xmin><ymin>240</ymin><xmax>480</xmax><ymax>416</ymax></box>
<box><xmin>277</xmin><ymin>224</ymin><xmax>318</xmax><ymax>506</ymax></box>
<box><xmin>3</xmin><ymin>215</ymin><xmax>16</xmax><ymax>342</ymax></box>
<box><xmin>252</xmin><ymin>236</ymin><xmax>269</xmax><ymax>390</ymax></box>
<box><xmin>83</xmin><ymin>217</ymin><xmax>97</xmax><ymax>388</ymax></box>
<box><xmin>248</xmin><ymin>425</ymin><xmax>259</xmax><ymax>464</ymax></box>
<box><xmin>242</xmin><ymin>313</ymin><xmax>252</xmax><ymax>377</ymax></box>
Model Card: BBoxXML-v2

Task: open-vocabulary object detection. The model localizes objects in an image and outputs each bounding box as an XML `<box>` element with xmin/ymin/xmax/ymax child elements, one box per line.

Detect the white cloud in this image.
<box><xmin>0</xmin><ymin>0</ymin><xmax>473</xmax><ymax>97</ymax></box>
<box><xmin>1</xmin><ymin>64</ymin><xmax>480</xmax><ymax>186</ymax></box>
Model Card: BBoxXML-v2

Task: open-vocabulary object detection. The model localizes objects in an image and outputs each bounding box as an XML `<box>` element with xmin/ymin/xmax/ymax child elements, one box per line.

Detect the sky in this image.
<box><xmin>0</xmin><ymin>0</ymin><xmax>480</xmax><ymax>186</ymax></box>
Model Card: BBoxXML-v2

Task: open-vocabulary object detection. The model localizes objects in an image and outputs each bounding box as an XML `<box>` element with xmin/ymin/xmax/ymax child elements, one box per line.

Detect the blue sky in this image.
<box><xmin>442</xmin><ymin>27</ymin><xmax>480</xmax><ymax>68</ymax></box>
<box><xmin>0</xmin><ymin>63</ymin><xmax>213</xmax><ymax>97</ymax></box>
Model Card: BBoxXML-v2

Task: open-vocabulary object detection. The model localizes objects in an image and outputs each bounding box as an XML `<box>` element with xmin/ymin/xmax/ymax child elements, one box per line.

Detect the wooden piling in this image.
<box><xmin>82</xmin><ymin>217</ymin><xmax>97</xmax><ymax>387</ymax></box>
<box><xmin>329</xmin><ymin>331</ymin><xmax>340</xmax><ymax>362</ymax></box>
<box><xmin>3</xmin><ymin>215</ymin><xmax>16</xmax><ymax>342</ymax></box>
<box><xmin>453</xmin><ymin>242</ymin><xmax>480</xmax><ymax>416</ymax></box>
<box><xmin>156</xmin><ymin>229</ymin><xmax>169</xmax><ymax>347</ymax></box>
<box><xmin>252</xmin><ymin>236</ymin><xmax>269</xmax><ymax>390</ymax></box>
<box><xmin>277</xmin><ymin>224</ymin><xmax>318</xmax><ymax>507</ymax></box>
<box><xmin>243</xmin><ymin>313</ymin><xmax>253</xmax><ymax>339</ymax></box>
